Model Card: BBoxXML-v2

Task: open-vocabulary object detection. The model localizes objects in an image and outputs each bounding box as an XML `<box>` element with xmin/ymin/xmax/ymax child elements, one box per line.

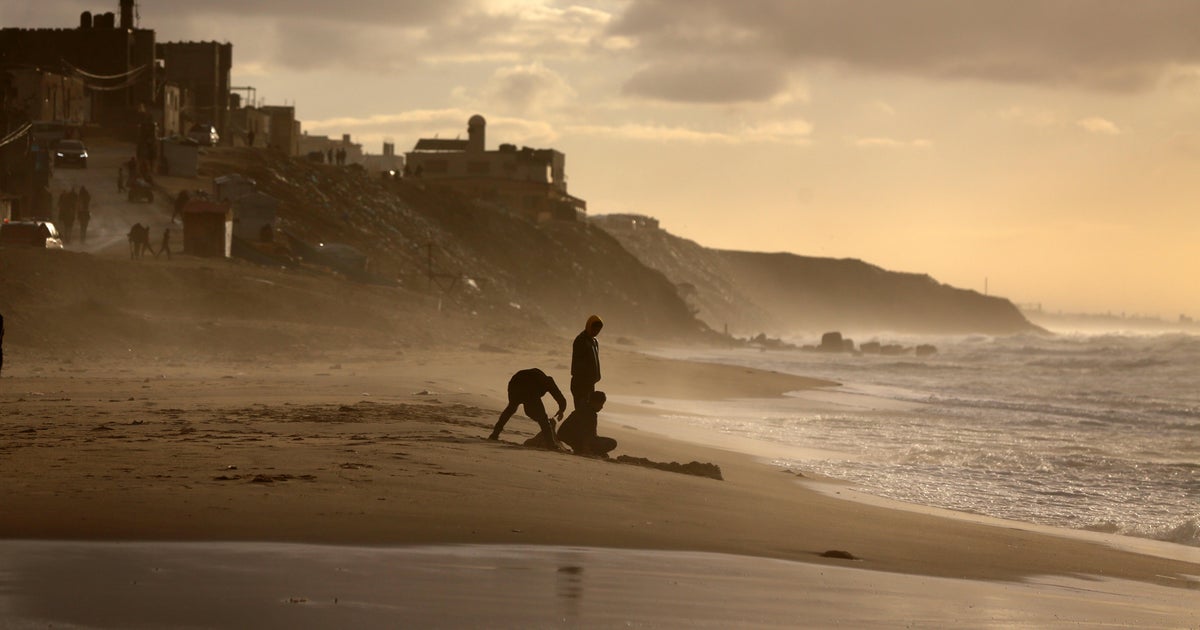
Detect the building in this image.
<box><xmin>156</xmin><ymin>40</ymin><xmax>232</xmax><ymax>141</ymax></box>
<box><xmin>7</xmin><ymin>69</ymin><xmax>88</xmax><ymax>126</ymax></box>
<box><xmin>360</xmin><ymin>142</ymin><xmax>405</xmax><ymax>176</ymax></box>
<box><xmin>404</xmin><ymin>115</ymin><xmax>586</xmax><ymax>221</ymax></box>
<box><xmin>259</xmin><ymin>105</ymin><xmax>299</xmax><ymax>156</ymax></box>
<box><xmin>0</xmin><ymin>1</ymin><xmax>157</xmax><ymax>127</ymax></box>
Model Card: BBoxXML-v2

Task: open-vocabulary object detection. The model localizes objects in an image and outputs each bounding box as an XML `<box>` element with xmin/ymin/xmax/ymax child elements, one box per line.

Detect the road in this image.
<box><xmin>49</xmin><ymin>138</ymin><xmax>187</xmax><ymax>259</ymax></box>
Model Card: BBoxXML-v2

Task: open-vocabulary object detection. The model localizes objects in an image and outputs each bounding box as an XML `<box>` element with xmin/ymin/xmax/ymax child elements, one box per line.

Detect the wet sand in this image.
<box><xmin>2</xmin><ymin>542</ymin><xmax>1196</xmax><ymax>628</ymax></box>
<box><xmin>2</xmin><ymin>346</ymin><xmax>1199</xmax><ymax>626</ymax></box>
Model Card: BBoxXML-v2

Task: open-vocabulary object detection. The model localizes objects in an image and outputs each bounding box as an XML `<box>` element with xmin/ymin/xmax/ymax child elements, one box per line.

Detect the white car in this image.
<box><xmin>188</xmin><ymin>123</ymin><xmax>220</xmax><ymax>146</ymax></box>
<box><xmin>0</xmin><ymin>220</ymin><xmax>65</xmax><ymax>249</ymax></box>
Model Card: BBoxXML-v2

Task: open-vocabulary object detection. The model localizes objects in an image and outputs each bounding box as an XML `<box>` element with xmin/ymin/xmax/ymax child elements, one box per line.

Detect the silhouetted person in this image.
<box><xmin>57</xmin><ymin>188</ymin><xmax>77</xmax><ymax>243</ymax></box>
<box><xmin>127</xmin><ymin>223</ymin><xmax>152</xmax><ymax>259</ymax></box>
<box><xmin>571</xmin><ymin>315</ymin><xmax>603</xmax><ymax>412</ymax></box>
<box><xmin>489</xmin><ymin>368</ymin><xmax>567</xmax><ymax>450</ymax></box>
<box><xmin>155</xmin><ymin>228</ymin><xmax>171</xmax><ymax>260</ymax></box>
<box><xmin>247</xmin><ymin>129</ymin><xmax>256</xmax><ymax>147</ymax></box>
<box><xmin>557</xmin><ymin>391</ymin><xmax>617</xmax><ymax>456</ymax></box>
<box><xmin>76</xmin><ymin>186</ymin><xmax>92</xmax><ymax>243</ymax></box>
<box><xmin>172</xmin><ymin>189</ymin><xmax>190</xmax><ymax>223</ymax></box>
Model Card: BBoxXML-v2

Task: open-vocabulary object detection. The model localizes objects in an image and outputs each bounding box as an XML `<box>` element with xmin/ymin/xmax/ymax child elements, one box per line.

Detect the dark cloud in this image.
<box><xmin>623</xmin><ymin>60</ymin><xmax>789</xmax><ymax>103</ymax></box>
<box><xmin>610</xmin><ymin>0</ymin><xmax>1200</xmax><ymax>99</ymax></box>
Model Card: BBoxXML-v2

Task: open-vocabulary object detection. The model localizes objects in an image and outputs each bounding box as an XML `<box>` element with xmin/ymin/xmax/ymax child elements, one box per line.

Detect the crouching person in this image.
<box><xmin>489</xmin><ymin>368</ymin><xmax>567</xmax><ymax>451</ymax></box>
<box><xmin>557</xmin><ymin>391</ymin><xmax>617</xmax><ymax>457</ymax></box>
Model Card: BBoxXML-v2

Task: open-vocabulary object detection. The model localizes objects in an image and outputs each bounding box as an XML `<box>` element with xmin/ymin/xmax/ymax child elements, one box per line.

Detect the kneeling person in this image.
<box><xmin>558</xmin><ymin>391</ymin><xmax>617</xmax><ymax>456</ymax></box>
<box><xmin>490</xmin><ymin>368</ymin><xmax>567</xmax><ymax>450</ymax></box>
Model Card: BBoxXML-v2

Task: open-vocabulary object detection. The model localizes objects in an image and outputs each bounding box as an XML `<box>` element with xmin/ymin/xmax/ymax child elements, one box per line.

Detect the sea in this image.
<box><xmin>643</xmin><ymin>330</ymin><xmax>1200</xmax><ymax>548</ymax></box>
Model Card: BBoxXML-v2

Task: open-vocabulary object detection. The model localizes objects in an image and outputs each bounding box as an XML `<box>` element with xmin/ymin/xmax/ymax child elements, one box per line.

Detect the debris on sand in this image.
<box><xmin>614</xmin><ymin>455</ymin><xmax>723</xmax><ymax>480</ymax></box>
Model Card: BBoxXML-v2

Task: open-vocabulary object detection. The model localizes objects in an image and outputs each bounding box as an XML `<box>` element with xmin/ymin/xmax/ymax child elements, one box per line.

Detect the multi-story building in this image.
<box><xmin>404</xmin><ymin>115</ymin><xmax>585</xmax><ymax>221</ymax></box>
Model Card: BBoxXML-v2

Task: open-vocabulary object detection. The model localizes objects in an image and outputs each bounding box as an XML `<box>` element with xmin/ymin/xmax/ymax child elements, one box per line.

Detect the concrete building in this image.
<box><xmin>156</xmin><ymin>40</ymin><xmax>233</xmax><ymax>141</ymax></box>
<box><xmin>259</xmin><ymin>105</ymin><xmax>299</xmax><ymax>156</ymax></box>
<box><xmin>7</xmin><ymin>69</ymin><xmax>89</xmax><ymax>126</ymax></box>
<box><xmin>405</xmin><ymin>115</ymin><xmax>586</xmax><ymax>221</ymax></box>
<box><xmin>0</xmin><ymin>1</ymin><xmax>157</xmax><ymax>127</ymax></box>
<box><xmin>360</xmin><ymin>142</ymin><xmax>405</xmax><ymax>177</ymax></box>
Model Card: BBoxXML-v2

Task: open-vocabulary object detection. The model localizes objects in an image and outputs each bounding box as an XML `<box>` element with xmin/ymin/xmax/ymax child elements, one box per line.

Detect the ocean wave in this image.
<box><xmin>1091</xmin><ymin>516</ymin><xmax>1200</xmax><ymax>548</ymax></box>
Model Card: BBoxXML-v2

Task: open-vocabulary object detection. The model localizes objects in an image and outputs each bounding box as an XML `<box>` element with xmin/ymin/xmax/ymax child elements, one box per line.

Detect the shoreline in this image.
<box><xmin>2</xmin><ymin>346</ymin><xmax>1199</xmax><ymax>593</ymax></box>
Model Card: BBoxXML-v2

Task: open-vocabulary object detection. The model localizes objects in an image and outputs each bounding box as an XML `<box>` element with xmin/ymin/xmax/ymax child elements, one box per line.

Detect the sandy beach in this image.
<box><xmin>2</xmin><ymin>343</ymin><xmax>1198</xmax><ymax>626</ymax></box>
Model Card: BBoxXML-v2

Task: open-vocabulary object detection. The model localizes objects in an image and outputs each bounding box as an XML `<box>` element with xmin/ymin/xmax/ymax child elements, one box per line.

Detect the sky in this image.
<box><xmin>6</xmin><ymin>1</ymin><xmax>1200</xmax><ymax>319</ymax></box>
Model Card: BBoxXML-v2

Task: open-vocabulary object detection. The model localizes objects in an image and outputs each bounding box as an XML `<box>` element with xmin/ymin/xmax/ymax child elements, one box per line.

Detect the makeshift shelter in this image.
<box><xmin>213</xmin><ymin>173</ymin><xmax>257</xmax><ymax>203</ymax></box>
<box><xmin>181</xmin><ymin>200</ymin><xmax>232</xmax><ymax>258</ymax></box>
<box><xmin>231</xmin><ymin>191</ymin><xmax>279</xmax><ymax>241</ymax></box>
<box><xmin>159</xmin><ymin>140</ymin><xmax>199</xmax><ymax>177</ymax></box>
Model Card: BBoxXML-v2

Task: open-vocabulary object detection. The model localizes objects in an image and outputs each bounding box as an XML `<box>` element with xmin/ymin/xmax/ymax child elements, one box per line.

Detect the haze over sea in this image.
<box><xmin>649</xmin><ymin>331</ymin><xmax>1200</xmax><ymax>547</ymax></box>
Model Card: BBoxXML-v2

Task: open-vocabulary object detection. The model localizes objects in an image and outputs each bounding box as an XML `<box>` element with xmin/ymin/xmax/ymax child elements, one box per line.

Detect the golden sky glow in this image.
<box><xmin>7</xmin><ymin>1</ymin><xmax>1199</xmax><ymax>318</ymax></box>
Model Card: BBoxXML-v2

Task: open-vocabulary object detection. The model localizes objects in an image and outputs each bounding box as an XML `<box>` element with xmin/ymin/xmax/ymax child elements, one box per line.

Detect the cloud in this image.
<box><xmin>852</xmin><ymin>137</ymin><xmax>933</xmax><ymax>149</ymax></box>
<box><xmin>482</xmin><ymin>62</ymin><xmax>578</xmax><ymax>114</ymax></box>
<box><xmin>622</xmin><ymin>60</ymin><xmax>792</xmax><ymax>103</ymax></box>
<box><xmin>609</xmin><ymin>0</ymin><xmax>1200</xmax><ymax>95</ymax></box>
<box><xmin>566</xmin><ymin>119</ymin><xmax>812</xmax><ymax>145</ymax></box>
<box><xmin>1075</xmin><ymin>117</ymin><xmax>1121</xmax><ymax>135</ymax></box>
<box><xmin>998</xmin><ymin>106</ymin><xmax>1058</xmax><ymax>127</ymax></box>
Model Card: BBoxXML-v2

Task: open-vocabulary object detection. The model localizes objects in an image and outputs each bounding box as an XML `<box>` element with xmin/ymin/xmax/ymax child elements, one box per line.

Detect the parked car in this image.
<box><xmin>53</xmin><ymin>139</ymin><xmax>88</xmax><ymax>168</ymax></box>
<box><xmin>128</xmin><ymin>178</ymin><xmax>154</xmax><ymax>203</ymax></box>
<box><xmin>0</xmin><ymin>220</ymin><xmax>65</xmax><ymax>249</ymax></box>
<box><xmin>187</xmin><ymin>123</ymin><xmax>219</xmax><ymax>146</ymax></box>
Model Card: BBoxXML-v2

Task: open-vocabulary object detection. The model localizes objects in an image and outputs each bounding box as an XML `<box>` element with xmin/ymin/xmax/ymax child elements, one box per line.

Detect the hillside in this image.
<box><xmin>594</xmin><ymin>218</ymin><xmax>1038</xmax><ymax>337</ymax></box>
<box><xmin>199</xmin><ymin>149</ymin><xmax>705</xmax><ymax>341</ymax></box>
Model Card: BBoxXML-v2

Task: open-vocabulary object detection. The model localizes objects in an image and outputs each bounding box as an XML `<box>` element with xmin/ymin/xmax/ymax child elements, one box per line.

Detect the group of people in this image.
<box><xmin>489</xmin><ymin>315</ymin><xmax>616</xmax><ymax>457</ymax></box>
<box><xmin>56</xmin><ymin>185</ymin><xmax>92</xmax><ymax>244</ymax></box>
<box><xmin>127</xmin><ymin>223</ymin><xmax>171</xmax><ymax>260</ymax></box>
<box><xmin>327</xmin><ymin>147</ymin><xmax>349</xmax><ymax>166</ymax></box>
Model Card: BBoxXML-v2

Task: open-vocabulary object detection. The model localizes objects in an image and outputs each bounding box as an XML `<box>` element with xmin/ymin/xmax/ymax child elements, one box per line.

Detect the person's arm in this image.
<box><xmin>546</xmin><ymin>377</ymin><xmax>567</xmax><ymax>422</ymax></box>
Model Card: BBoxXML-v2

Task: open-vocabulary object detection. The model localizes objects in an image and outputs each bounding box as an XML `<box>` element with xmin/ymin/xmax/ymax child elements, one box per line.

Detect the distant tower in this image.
<box><xmin>467</xmin><ymin>115</ymin><xmax>486</xmax><ymax>153</ymax></box>
<box><xmin>119</xmin><ymin>0</ymin><xmax>135</xmax><ymax>29</ymax></box>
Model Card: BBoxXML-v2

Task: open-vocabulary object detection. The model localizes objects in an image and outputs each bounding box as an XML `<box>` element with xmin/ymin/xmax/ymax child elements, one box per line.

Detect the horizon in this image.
<box><xmin>5</xmin><ymin>1</ymin><xmax>1198</xmax><ymax>320</ymax></box>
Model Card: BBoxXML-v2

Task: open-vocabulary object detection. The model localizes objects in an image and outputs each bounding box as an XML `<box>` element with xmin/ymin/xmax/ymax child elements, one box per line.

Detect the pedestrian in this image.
<box><xmin>171</xmin><ymin>190</ymin><xmax>190</xmax><ymax>223</ymax></box>
<box><xmin>557</xmin><ymin>391</ymin><xmax>617</xmax><ymax>456</ymax></box>
<box><xmin>247</xmin><ymin>129</ymin><xmax>256</xmax><ymax>147</ymax></box>
<box><xmin>571</xmin><ymin>315</ymin><xmax>603</xmax><ymax>412</ymax></box>
<box><xmin>57</xmin><ymin>188</ymin><xmax>77</xmax><ymax>244</ymax></box>
<box><xmin>155</xmin><ymin>228</ymin><xmax>171</xmax><ymax>260</ymax></box>
<box><xmin>489</xmin><ymin>368</ymin><xmax>567</xmax><ymax>450</ymax></box>
<box><xmin>76</xmin><ymin>185</ymin><xmax>92</xmax><ymax>243</ymax></box>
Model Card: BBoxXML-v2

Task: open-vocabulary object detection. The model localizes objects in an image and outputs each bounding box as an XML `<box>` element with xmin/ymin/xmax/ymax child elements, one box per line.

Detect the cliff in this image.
<box><xmin>594</xmin><ymin>217</ymin><xmax>1038</xmax><ymax>336</ymax></box>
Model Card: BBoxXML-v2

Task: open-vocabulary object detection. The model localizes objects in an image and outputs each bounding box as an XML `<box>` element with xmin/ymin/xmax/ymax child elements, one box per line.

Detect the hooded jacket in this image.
<box><xmin>571</xmin><ymin>315</ymin><xmax>602</xmax><ymax>384</ymax></box>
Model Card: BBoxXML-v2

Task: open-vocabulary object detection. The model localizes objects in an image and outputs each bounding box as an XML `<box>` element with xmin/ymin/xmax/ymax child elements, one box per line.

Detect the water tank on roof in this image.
<box><xmin>80</xmin><ymin>12</ymin><xmax>93</xmax><ymax>29</ymax></box>
<box><xmin>467</xmin><ymin>115</ymin><xmax>486</xmax><ymax>153</ymax></box>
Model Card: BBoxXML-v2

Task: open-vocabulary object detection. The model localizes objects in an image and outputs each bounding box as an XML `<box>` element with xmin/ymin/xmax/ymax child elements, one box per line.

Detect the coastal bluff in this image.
<box><xmin>593</xmin><ymin>214</ymin><xmax>1039</xmax><ymax>336</ymax></box>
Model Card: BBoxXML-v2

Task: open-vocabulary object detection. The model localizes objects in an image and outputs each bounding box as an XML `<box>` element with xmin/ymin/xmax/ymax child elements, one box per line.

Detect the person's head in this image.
<box><xmin>585</xmin><ymin>314</ymin><xmax>603</xmax><ymax>337</ymax></box>
<box><xmin>589</xmin><ymin>390</ymin><xmax>606</xmax><ymax>412</ymax></box>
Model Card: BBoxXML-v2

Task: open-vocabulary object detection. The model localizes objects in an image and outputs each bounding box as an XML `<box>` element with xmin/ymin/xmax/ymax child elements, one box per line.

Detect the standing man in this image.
<box><xmin>571</xmin><ymin>315</ymin><xmax>603</xmax><ymax>412</ymax></box>
<box><xmin>489</xmin><ymin>367</ymin><xmax>567</xmax><ymax>450</ymax></box>
<box><xmin>76</xmin><ymin>185</ymin><xmax>92</xmax><ymax>244</ymax></box>
<box><xmin>57</xmin><ymin>187</ymin><xmax>77</xmax><ymax>244</ymax></box>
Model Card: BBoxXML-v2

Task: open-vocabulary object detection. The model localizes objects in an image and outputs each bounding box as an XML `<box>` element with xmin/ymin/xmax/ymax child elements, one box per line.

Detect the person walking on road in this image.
<box><xmin>76</xmin><ymin>185</ymin><xmax>92</xmax><ymax>244</ymax></box>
